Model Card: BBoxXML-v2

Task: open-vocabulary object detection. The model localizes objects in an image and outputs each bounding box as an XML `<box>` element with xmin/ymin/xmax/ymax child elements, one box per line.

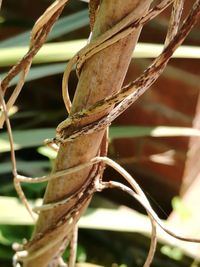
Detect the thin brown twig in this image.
<box><xmin>98</xmin><ymin>156</ymin><xmax>200</xmax><ymax>243</ymax></box>
<box><xmin>0</xmin><ymin>81</ymin><xmax>17</xmax><ymax>176</ymax></box>
<box><xmin>0</xmin><ymin>4</ymin><xmax>66</xmax><ymax>128</ymax></box>
<box><xmin>68</xmin><ymin>225</ymin><xmax>78</xmax><ymax>267</ymax></box>
<box><xmin>164</xmin><ymin>0</ymin><xmax>184</xmax><ymax>47</ymax></box>
<box><xmin>100</xmin><ymin>180</ymin><xmax>157</xmax><ymax>267</ymax></box>
<box><xmin>0</xmin><ymin>81</ymin><xmax>35</xmax><ymax>221</ymax></box>
<box><xmin>62</xmin><ymin>0</ymin><xmax>174</xmax><ymax>112</ymax></box>
<box><xmin>0</xmin><ymin>64</ymin><xmax>31</xmax><ymax>127</ymax></box>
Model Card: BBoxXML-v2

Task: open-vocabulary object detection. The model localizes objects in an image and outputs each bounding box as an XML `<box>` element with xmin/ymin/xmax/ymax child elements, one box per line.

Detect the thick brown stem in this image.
<box><xmin>23</xmin><ymin>1</ymin><xmax>152</xmax><ymax>266</ymax></box>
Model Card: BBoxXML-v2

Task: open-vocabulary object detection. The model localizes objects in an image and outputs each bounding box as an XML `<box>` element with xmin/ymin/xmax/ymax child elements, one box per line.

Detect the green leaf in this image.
<box><xmin>0</xmin><ymin>197</ymin><xmax>34</xmax><ymax>225</ymax></box>
<box><xmin>0</xmin><ymin>245</ymin><xmax>12</xmax><ymax>260</ymax></box>
<box><xmin>1</xmin><ymin>126</ymin><xmax>200</xmax><ymax>153</ymax></box>
<box><xmin>0</xmin><ymin>160</ymin><xmax>50</xmax><ymax>175</ymax></box>
<box><xmin>160</xmin><ymin>245</ymin><xmax>183</xmax><ymax>261</ymax></box>
<box><xmin>1</xmin><ymin>63</ymin><xmax>67</xmax><ymax>87</ymax></box>
<box><xmin>0</xmin><ymin>10</ymin><xmax>89</xmax><ymax>48</ymax></box>
<box><xmin>77</xmin><ymin>245</ymin><xmax>87</xmax><ymax>263</ymax></box>
<box><xmin>0</xmin><ymin>196</ymin><xmax>151</xmax><ymax>233</ymax></box>
<box><xmin>37</xmin><ymin>146</ymin><xmax>57</xmax><ymax>160</ymax></box>
<box><xmin>0</xmin><ymin>230</ymin><xmax>11</xmax><ymax>246</ymax></box>
<box><xmin>1</xmin><ymin>42</ymin><xmax>200</xmax><ymax>67</ymax></box>
<box><xmin>0</xmin><ymin>128</ymin><xmax>55</xmax><ymax>152</ymax></box>
<box><xmin>109</xmin><ymin>126</ymin><xmax>200</xmax><ymax>139</ymax></box>
<box><xmin>134</xmin><ymin>43</ymin><xmax>200</xmax><ymax>59</ymax></box>
<box><xmin>0</xmin><ymin>224</ymin><xmax>32</xmax><ymax>251</ymax></box>
<box><xmin>0</xmin><ymin>40</ymin><xmax>86</xmax><ymax>67</ymax></box>
<box><xmin>171</xmin><ymin>197</ymin><xmax>192</xmax><ymax>220</ymax></box>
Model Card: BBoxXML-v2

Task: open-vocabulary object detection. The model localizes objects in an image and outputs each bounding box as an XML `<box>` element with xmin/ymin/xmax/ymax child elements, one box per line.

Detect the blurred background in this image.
<box><xmin>0</xmin><ymin>0</ymin><xmax>200</xmax><ymax>266</ymax></box>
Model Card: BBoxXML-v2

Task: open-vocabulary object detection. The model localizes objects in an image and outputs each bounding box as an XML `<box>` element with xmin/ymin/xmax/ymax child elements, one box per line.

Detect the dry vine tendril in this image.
<box><xmin>0</xmin><ymin>0</ymin><xmax>70</xmax><ymax>128</ymax></box>
<box><xmin>1</xmin><ymin>0</ymin><xmax>200</xmax><ymax>266</ymax></box>
<box><xmin>56</xmin><ymin>0</ymin><xmax>199</xmax><ymax>143</ymax></box>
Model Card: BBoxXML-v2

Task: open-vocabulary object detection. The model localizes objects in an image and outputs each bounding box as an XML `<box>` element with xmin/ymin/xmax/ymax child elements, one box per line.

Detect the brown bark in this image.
<box><xmin>24</xmin><ymin>1</ymin><xmax>152</xmax><ymax>266</ymax></box>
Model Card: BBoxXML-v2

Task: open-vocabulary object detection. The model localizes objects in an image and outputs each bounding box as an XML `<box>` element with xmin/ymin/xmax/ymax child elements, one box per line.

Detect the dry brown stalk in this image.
<box><xmin>21</xmin><ymin>1</ymin><xmax>154</xmax><ymax>266</ymax></box>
